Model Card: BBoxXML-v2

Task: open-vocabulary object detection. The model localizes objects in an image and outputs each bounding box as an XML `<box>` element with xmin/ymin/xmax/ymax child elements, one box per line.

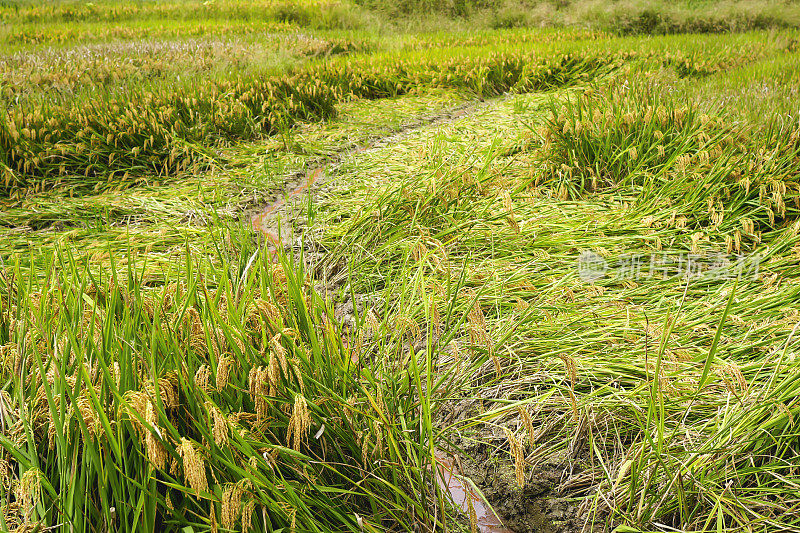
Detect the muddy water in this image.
<box><xmin>435</xmin><ymin>451</ymin><xmax>514</xmax><ymax>533</ymax></box>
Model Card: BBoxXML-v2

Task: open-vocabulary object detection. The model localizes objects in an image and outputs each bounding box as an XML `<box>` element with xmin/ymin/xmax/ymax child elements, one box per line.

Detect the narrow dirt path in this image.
<box><xmin>250</xmin><ymin>95</ymin><xmax>506</xmax><ymax>255</ymax></box>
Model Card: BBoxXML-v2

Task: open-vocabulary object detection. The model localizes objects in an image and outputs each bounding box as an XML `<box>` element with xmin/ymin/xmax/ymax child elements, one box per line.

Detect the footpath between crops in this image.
<box><xmin>249</xmin><ymin>95</ymin><xmax>507</xmax><ymax>254</ymax></box>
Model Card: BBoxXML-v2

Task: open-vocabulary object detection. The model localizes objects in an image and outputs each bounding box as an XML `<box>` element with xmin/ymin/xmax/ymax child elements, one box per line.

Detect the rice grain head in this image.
<box><xmin>365</xmin><ymin>309</ymin><xmax>380</xmax><ymax>334</ymax></box>
<box><xmin>467</xmin><ymin>295</ymin><xmax>490</xmax><ymax>351</ymax></box>
<box><xmin>504</xmin><ymin>428</ymin><xmax>525</xmax><ymax>487</ymax></box>
<box><xmin>195</xmin><ymin>364</ymin><xmax>212</xmax><ymax>394</ymax></box>
<box><xmin>425</xmin><ymin>300</ymin><xmax>440</xmax><ymax>340</ymax></box>
<box><xmin>270</xmin><ymin>333</ymin><xmax>289</xmax><ymax>377</ymax></box>
<box><xmin>221</xmin><ymin>482</ymin><xmax>242</xmax><ymax>529</ymax></box>
<box><xmin>519</xmin><ymin>407</ymin><xmax>535</xmax><ymax>445</ymax></box>
<box><xmin>361</xmin><ymin>431</ymin><xmax>371</xmax><ymax>466</ymax></box>
<box><xmin>500</xmin><ymin>190</ymin><xmax>519</xmax><ymax>233</ymax></box>
<box><xmin>559</xmin><ymin>354</ymin><xmax>577</xmax><ymax>386</ymax></box>
<box><xmin>17</xmin><ymin>468</ymin><xmax>42</xmax><ymax>524</ymax></box>
<box><xmin>216</xmin><ymin>353</ymin><xmax>236</xmax><ymax>390</ymax></box>
<box><xmin>268</xmin><ymin>352</ymin><xmax>281</xmax><ymax>396</ymax></box>
<box><xmin>290</xmin><ymin>358</ymin><xmax>305</xmax><ymax>393</ymax></box>
<box><xmin>287</xmin><ymin>394</ymin><xmax>310</xmax><ymax>451</ymax></box>
<box><xmin>248</xmin><ymin>366</ymin><xmax>270</xmax><ymax>420</ymax></box>
<box><xmin>185</xmin><ymin>306</ymin><xmax>203</xmax><ymax>337</ymax></box>
<box><xmin>206</xmin><ymin>401</ymin><xmax>229</xmax><ymax>446</ymax></box>
<box><xmin>179</xmin><ymin>438</ymin><xmax>209</xmax><ymax>494</ymax></box>
<box><xmin>568</xmin><ymin>388</ymin><xmax>578</xmax><ymax>421</ymax></box>
<box><xmin>242</xmin><ymin>500</ymin><xmax>256</xmax><ymax>533</ymax></box>
<box><xmin>145</xmin><ymin>401</ymin><xmax>168</xmax><ymax>470</ymax></box>
<box><xmin>111</xmin><ymin>361</ymin><xmax>121</xmax><ymax>388</ymax></box>
<box><xmin>210</xmin><ymin>500</ymin><xmax>218</xmax><ymax>533</ymax></box>
<box><xmin>157</xmin><ymin>374</ymin><xmax>179</xmax><ymax>409</ymax></box>
<box><xmin>248</xmin><ymin>298</ymin><xmax>280</xmax><ymax>332</ymax></box>
<box><xmin>721</xmin><ymin>362</ymin><xmax>748</xmax><ymax>394</ymax></box>
<box><xmin>396</xmin><ymin>315</ymin><xmax>421</xmax><ymax>341</ymax></box>
<box><xmin>75</xmin><ymin>393</ymin><xmax>101</xmax><ymax>439</ymax></box>
<box><xmin>120</xmin><ymin>390</ymin><xmax>148</xmax><ymax>433</ymax></box>
<box><xmin>778</xmin><ymin>403</ymin><xmax>795</xmax><ymax>425</ymax></box>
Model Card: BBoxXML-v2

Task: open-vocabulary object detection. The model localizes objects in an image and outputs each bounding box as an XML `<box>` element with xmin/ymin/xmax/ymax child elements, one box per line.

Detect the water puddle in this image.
<box><xmin>434</xmin><ymin>450</ymin><xmax>513</xmax><ymax>533</ymax></box>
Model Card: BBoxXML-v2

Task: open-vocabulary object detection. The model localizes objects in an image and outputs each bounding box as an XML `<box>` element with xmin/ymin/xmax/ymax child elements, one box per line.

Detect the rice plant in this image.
<box><xmin>0</xmin><ymin>229</ymin><xmax>481</xmax><ymax>531</ymax></box>
<box><xmin>3</xmin><ymin>3</ymin><xmax>800</xmax><ymax>532</ymax></box>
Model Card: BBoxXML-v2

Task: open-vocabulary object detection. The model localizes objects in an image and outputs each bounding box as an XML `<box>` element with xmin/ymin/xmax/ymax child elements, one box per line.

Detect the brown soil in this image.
<box><xmin>458</xmin><ymin>443</ymin><xmax>588</xmax><ymax>533</ymax></box>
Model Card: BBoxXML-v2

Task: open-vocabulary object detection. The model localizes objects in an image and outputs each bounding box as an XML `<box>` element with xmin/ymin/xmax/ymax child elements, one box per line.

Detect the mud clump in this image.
<box><xmin>460</xmin><ymin>446</ymin><xmax>587</xmax><ymax>533</ymax></box>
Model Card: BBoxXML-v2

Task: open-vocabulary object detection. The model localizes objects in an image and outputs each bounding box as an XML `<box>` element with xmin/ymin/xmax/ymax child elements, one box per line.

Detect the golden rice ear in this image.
<box><xmin>466</xmin><ymin>292</ymin><xmax>494</xmax><ymax>373</ymax></box>
<box><xmin>269</xmin><ymin>264</ymin><xmax>289</xmax><ymax>307</ymax></box>
<box><xmin>120</xmin><ymin>390</ymin><xmax>148</xmax><ymax>433</ymax></box>
<box><xmin>194</xmin><ymin>365</ymin><xmax>211</xmax><ymax>394</ymax></box>
<box><xmin>270</xmin><ymin>333</ymin><xmax>289</xmax><ymax>376</ymax></box>
<box><xmin>215</xmin><ymin>353</ymin><xmax>236</xmax><ymax>390</ymax></box>
<box><xmin>559</xmin><ymin>354</ymin><xmax>578</xmax><ymax>386</ymax></box>
<box><xmin>361</xmin><ymin>431</ymin><xmax>371</xmax><ymax>467</ymax></box>
<box><xmin>221</xmin><ymin>482</ymin><xmax>242</xmax><ymax>529</ymax></box>
<box><xmin>431</xmin><ymin>300</ymin><xmax>441</xmax><ymax>339</ymax></box>
<box><xmin>184</xmin><ymin>306</ymin><xmax>203</xmax><ymax>337</ymax></box>
<box><xmin>111</xmin><ymin>361</ymin><xmax>121</xmax><ymax>388</ymax></box>
<box><xmin>17</xmin><ymin>467</ymin><xmax>42</xmax><ymax>525</ymax></box>
<box><xmin>209</xmin><ymin>500</ymin><xmax>218</xmax><ymax>533</ymax></box>
<box><xmin>249</xmin><ymin>298</ymin><xmax>281</xmax><ymax>331</ymax></box>
<box><xmin>287</xmin><ymin>394</ymin><xmax>310</xmax><ymax>451</ymax></box>
<box><xmin>206</xmin><ymin>401</ymin><xmax>229</xmax><ymax>447</ymax></box>
<box><xmin>518</xmin><ymin>407</ymin><xmax>535</xmax><ymax>445</ymax></box>
<box><xmin>499</xmin><ymin>189</ymin><xmax>520</xmax><ymax>233</ymax></box>
<box><xmin>157</xmin><ymin>374</ymin><xmax>180</xmax><ymax>409</ymax></box>
<box><xmin>504</xmin><ymin>428</ymin><xmax>525</xmax><ymax>487</ymax></box>
<box><xmin>248</xmin><ymin>366</ymin><xmax>270</xmax><ymax>420</ymax></box>
<box><xmin>290</xmin><ymin>359</ymin><xmax>305</xmax><ymax>393</ymax></box>
<box><xmin>242</xmin><ymin>500</ymin><xmax>256</xmax><ymax>533</ymax></box>
<box><xmin>75</xmin><ymin>392</ymin><xmax>100</xmax><ymax>439</ymax></box>
<box><xmin>209</xmin><ymin>327</ymin><xmax>228</xmax><ymax>359</ymax></box>
<box><xmin>145</xmin><ymin>401</ymin><xmax>168</xmax><ymax>470</ymax></box>
<box><xmin>720</xmin><ymin>362</ymin><xmax>748</xmax><ymax>395</ymax></box>
<box><xmin>268</xmin><ymin>352</ymin><xmax>281</xmax><ymax>397</ymax></box>
<box><xmin>411</xmin><ymin>240</ymin><xmax>429</xmax><ymax>262</ymax></box>
<box><xmin>179</xmin><ymin>438</ymin><xmax>209</xmax><ymax>494</ymax></box>
<box><xmin>396</xmin><ymin>315</ymin><xmax>421</xmax><ymax>341</ymax></box>
<box><xmin>364</xmin><ymin>309</ymin><xmax>380</xmax><ymax>335</ymax></box>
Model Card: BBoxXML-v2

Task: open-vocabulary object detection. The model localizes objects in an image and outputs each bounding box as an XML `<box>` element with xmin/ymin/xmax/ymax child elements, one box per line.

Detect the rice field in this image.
<box><xmin>1</xmin><ymin>1</ymin><xmax>800</xmax><ymax>532</ymax></box>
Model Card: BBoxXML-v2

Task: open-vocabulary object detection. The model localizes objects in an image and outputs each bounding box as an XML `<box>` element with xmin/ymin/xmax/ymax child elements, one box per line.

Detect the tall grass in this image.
<box><xmin>3</xmin><ymin>5</ymin><xmax>800</xmax><ymax>531</ymax></box>
<box><xmin>534</xmin><ymin>65</ymin><xmax>800</xmax><ymax>240</ymax></box>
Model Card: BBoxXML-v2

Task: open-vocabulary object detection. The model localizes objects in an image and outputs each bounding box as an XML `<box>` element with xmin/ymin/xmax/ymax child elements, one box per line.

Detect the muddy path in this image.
<box><xmin>249</xmin><ymin>96</ymin><xmax>504</xmax><ymax>254</ymax></box>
